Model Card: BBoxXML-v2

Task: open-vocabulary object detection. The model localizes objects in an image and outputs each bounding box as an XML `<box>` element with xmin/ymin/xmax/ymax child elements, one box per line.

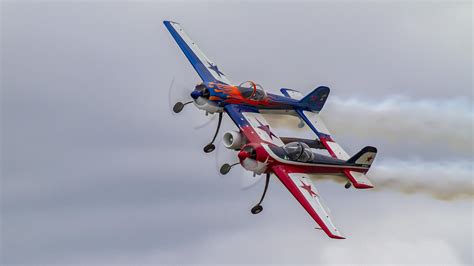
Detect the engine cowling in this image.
<box><xmin>193</xmin><ymin>97</ymin><xmax>222</xmax><ymax>114</ymax></box>
<box><xmin>238</xmin><ymin>144</ymin><xmax>269</xmax><ymax>174</ymax></box>
<box><xmin>223</xmin><ymin>130</ymin><xmax>247</xmax><ymax>150</ymax></box>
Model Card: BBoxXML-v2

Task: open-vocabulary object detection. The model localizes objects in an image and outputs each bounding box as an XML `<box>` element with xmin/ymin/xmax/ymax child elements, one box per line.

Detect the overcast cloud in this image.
<box><xmin>1</xmin><ymin>1</ymin><xmax>472</xmax><ymax>265</ymax></box>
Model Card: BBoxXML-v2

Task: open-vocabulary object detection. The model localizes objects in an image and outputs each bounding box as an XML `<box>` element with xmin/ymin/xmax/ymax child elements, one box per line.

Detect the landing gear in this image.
<box><xmin>220</xmin><ymin>162</ymin><xmax>239</xmax><ymax>175</ymax></box>
<box><xmin>345</xmin><ymin>181</ymin><xmax>352</xmax><ymax>189</ymax></box>
<box><xmin>173</xmin><ymin>101</ymin><xmax>193</xmax><ymax>113</ymax></box>
<box><xmin>251</xmin><ymin>205</ymin><xmax>263</xmax><ymax>214</ymax></box>
<box><xmin>251</xmin><ymin>173</ymin><xmax>270</xmax><ymax>215</ymax></box>
<box><xmin>203</xmin><ymin>112</ymin><xmax>223</xmax><ymax>153</ymax></box>
<box><xmin>203</xmin><ymin>143</ymin><xmax>215</xmax><ymax>153</ymax></box>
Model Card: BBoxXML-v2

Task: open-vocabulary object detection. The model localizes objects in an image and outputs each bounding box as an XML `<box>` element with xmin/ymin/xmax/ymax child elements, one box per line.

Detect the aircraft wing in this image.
<box><xmin>296</xmin><ymin>109</ymin><xmax>350</xmax><ymax>160</ymax></box>
<box><xmin>272</xmin><ymin>165</ymin><xmax>345</xmax><ymax>239</ymax></box>
<box><xmin>224</xmin><ymin>104</ymin><xmax>284</xmax><ymax>146</ymax></box>
<box><xmin>296</xmin><ymin>110</ymin><xmax>374</xmax><ymax>188</ymax></box>
<box><xmin>225</xmin><ymin>104</ymin><xmax>344</xmax><ymax>239</ymax></box>
<box><xmin>163</xmin><ymin>21</ymin><xmax>233</xmax><ymax>85</ymax></box>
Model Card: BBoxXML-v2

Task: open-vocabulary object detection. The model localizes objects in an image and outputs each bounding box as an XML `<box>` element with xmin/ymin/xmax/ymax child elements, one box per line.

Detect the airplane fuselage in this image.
<box><xmin>237</xmin><ymin>142</ymin><xmax>369</xmax><ymax>176</ymax></box>
<box><xmin>191</xmin><ymin>82</ymin><xmax>306</xmax><ymax>113</ymax></box>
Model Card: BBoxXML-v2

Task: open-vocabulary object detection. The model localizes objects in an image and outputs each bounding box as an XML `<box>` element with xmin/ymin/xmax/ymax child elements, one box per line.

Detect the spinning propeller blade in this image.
<box><xmin>167</xmin><ymin>77</ymin><xmax>216</xmax><ymax>129</ymax></box>
<box><xmin>215</xmin><ymin>140</ymin><xmax>264</xmax><ymax>190</ymax></box>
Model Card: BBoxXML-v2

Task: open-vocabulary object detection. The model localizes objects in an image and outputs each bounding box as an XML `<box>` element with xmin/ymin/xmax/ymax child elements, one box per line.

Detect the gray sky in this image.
<box><xmin>1</xmin><ymin>1</ymin><xmax>472</xmax><ymax>264</ymax></box>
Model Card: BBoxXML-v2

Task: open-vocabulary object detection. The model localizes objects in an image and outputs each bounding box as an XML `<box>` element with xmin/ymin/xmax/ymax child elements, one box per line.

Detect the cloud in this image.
<box><xmin>2</xmin><ymin>1</ymin><xmax>472</xmax><ymax>265</ymax></box>
<box><xmin>320</xmin><ymin>239</ymin><xmax>462</xmax><ymax>264</ymax></box>
<box><xmin>370</xmin><ymin>159</ymin><xmax>473</xmax><ymax>201</ymax></box>
<box><xmin>116</xmin><ymin>198</ymin><xmax>467</xmax><ymax>265</ymax></box>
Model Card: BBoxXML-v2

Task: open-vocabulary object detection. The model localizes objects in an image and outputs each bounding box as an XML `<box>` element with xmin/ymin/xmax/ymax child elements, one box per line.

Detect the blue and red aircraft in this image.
<box><xmin>164</xmin><ymin>20</ymin><xmax>378</xmax><ymax>239</ymax></box>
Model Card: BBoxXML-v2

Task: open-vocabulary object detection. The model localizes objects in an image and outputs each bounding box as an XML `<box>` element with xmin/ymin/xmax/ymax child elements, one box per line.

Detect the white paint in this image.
<box><xmin>303</xmin><ymin>111</ymin><xmax>331</xmax><ymax>135</ymax></box>
<box><xmin>242</xmin><ymin>112</ymin><xmax>285</xmax><ymax>146</ymax></box>
<box><xmin>288</xmin><ymin>173</ymin><xmax>344</xmax><ymax>238</ymax></box>
<box><xmin>168</xmin><ymin>22</ymin><xmax>233</xmax><ymax>85</ymax></box>
<box><xmin>193</xmin><ymin>96</ymin><xmax>223</xmax><ymax>113</ymax></box>
<box><xmin>325</xmin><ymin>141</ymin><xmax>350</xmax><ymax>160</ymax></box>
<box><xmin>348</xmin><ymin>171</ymin><xmax>373</xmax><ymax>187</ymax></box>
<box><xmin>285</xmin><ymin>89</ymin><xmax>304</xmax><ymax>100</ymax></box>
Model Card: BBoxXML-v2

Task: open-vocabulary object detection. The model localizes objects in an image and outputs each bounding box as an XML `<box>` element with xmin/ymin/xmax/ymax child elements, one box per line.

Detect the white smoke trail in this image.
<box><xmin>264</xmin><ymin>96</ymin><xmax>473</xmax><ymax>200</ymax></box>
<box><xmin>369</xmin><ymin>159</ymin><xmax>473</xmax><ymax>201</ymax></box>
<box><xmin>327</xmin><ymin>96</ymin><xmax>474</xmax><ymax>201</ymax></box>
<box><xmin>264</xmin><ymin>96</ymin><xmax>473</xmax><ymax>153</ymax></box>
<box><xmin>323</xmin><ymin>96</ymin><xmax>473</xmax><ymax>153</ymax></box>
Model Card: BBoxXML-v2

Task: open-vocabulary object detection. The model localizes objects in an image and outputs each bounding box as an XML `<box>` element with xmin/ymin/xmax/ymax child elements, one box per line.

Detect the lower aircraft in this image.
<box><xmin>164</xmin><ymin>20</ymin><xmax>377</xmax><ymax>239</ymax></box>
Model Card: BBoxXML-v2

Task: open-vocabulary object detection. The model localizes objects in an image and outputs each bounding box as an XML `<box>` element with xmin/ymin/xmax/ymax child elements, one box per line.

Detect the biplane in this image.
<box><xmin>164</xmin><ymin>20</ymin><xmax>377</xmax><ymax>239</ymax></box>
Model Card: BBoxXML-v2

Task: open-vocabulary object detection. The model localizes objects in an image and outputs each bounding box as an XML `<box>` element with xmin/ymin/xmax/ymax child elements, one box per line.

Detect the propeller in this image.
<box><xmin>214</xmin><ymin>140</ymin><xmax>264</xmax><ymax>190</ymax></box>
<box><xmin>167</xmin><ymin>77</ymin><xmax>215</xmax><ymax>129</ymax></box>
<box><xmin>168</xmin><ymin>77</ymin><xmax>264</xmax><ymax>190</ymax></box>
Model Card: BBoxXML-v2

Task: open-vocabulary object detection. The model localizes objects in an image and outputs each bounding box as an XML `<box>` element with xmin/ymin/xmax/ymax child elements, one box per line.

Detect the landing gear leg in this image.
<box><xmin>251</xmin><ymin>173</ymin><xmax>270</xmax><ymax>214</ymax></box>
<box><xmin>203</xmin><ymin>112</ymin><xmax>223</xmax><ymax>153</ymax></box>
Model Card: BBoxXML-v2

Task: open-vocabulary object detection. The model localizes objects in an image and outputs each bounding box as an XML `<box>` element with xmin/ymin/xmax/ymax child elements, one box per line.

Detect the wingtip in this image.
<box><xmin>317</xmin><ymin>227</ymin><xmax>346</xmax><ymax>239</ymax></box>
<box><xmin>163</xmin><ymin>20</ymin><xmax>179</xmax><ymax>25</ymax></box>
<box><xmin>354</xmin><ymin>183</ymin><xmax>374</xmax><ymax>189</ymax></box>
<box><xmin>331</xmin><ymin>234</ymin><xmax>346</xmax><ymax>239</ymax></box>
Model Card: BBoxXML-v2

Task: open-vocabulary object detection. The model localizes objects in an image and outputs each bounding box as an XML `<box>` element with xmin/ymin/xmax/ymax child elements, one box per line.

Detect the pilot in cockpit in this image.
<box><xmin>282</xmin><ymin>142</ymin><xmax>315</xmax><ymax>163</ymax></box>
<box><xmin>237</xmin><ymin>81</ymin><xmax>267</xmax><ymax>101</ymax></box>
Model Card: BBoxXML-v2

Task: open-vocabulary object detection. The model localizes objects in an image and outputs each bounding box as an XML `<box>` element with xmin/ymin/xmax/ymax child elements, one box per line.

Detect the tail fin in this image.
<box><xmin>347</xmin><ymin>146</ymin><xmax>377</xmax><ymax>167</ymax></box>
<box><xmin>299</xmin><ymin>86</ymin><xmax>330</xmax><ymax>112</ymax></box>
<box><xmin>343</xmin><ymin>146</ymin><xmax>377</xmax><ymax>189</ymax></box>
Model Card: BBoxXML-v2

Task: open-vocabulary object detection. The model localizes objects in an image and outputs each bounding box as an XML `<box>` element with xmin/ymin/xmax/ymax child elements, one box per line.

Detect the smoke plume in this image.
<box><xmin>265</xmin><ymin>96</ymin><xmax>473</xmax><ymax>153</ymax></box>
<box><xmin>370</xmin><ymin>160</ymin><xmax>473</xmax><ymax>201</ymax></box>
<box><xmin>264</xmin><ymin>96</ymin><xmax>473</xmax><ymax>200</ymax></box>
<box><xmin>323</xmin><ymin>96</ymin><xmax>473</xmax><ymax>153</ymax></box>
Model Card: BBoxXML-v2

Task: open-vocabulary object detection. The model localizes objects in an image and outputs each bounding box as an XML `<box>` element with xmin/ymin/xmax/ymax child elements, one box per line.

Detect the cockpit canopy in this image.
<box><xmin>237</xmin><ymin>81</ymin><xmax>267</xmax><ymax>101</ymax></box>
<box><xmin>283</xmin><ymin>142</ymin><xmax>315</xmax><ymax>163</ymax></box>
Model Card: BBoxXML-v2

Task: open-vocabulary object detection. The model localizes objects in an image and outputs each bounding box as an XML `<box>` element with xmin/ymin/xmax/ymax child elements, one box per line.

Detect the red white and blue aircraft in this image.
<box><xmin>164</xmin><ymin>21</ymin><xmax>377</xmax><ymax>239</ymax></box>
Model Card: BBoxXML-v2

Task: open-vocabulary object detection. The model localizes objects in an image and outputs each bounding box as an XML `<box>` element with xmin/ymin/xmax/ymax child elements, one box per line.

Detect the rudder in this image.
<box><xmin>299</xmin><ymin>86</ymin><xmax>330</xmax><ymax>112</ymax></box>
<box><xmin>344</xmin><ymin>146</ymin><xmax>377</xmax><ymax>189</ymax></box>
<box><xmin>347</xmin><ymin>146</ymin><xmax>377</xmax><ymax>167</ymax></box>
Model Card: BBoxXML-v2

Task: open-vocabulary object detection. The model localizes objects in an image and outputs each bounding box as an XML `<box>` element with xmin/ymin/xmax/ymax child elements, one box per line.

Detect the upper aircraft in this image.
<box><xmin>164</xmin><ymin>20</ymin><xmax>377</xmax><ymax>239</ymax></box>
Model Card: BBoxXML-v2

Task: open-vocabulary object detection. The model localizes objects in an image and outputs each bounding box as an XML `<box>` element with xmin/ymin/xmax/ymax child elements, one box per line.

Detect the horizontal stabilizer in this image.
<box><xmin>343</xmin><ymin>170</ymin><xmax>374</xmax><ymax>189</ymax></box>
<box><xmin>280</xmin><ymin>88</ymin><xmax>303</xmax><ymax>100</ymax></box>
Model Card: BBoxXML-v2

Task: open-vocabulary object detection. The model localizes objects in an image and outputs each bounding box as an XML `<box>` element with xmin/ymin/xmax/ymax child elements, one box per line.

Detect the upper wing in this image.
<box><xmin>296</xmin><ymin>110</ymin><xmax>374</xmax><ymax>188</ymax></box>
<box><xmin>296</xmin><ymin>109</ymin><xmax>350</xmax><ymax>160</ymax></box>
<box><xmin>272</xmin><ymin>165</ymin><xmax>345</xmax><ymax>239</ymax></box>
<box><xmin>224</xmin><ymin>104</ymin><xmax>284</xmax><ymax>146</ymax></box>
<box><xmin>225</xmin><ymin>104</ymin><xmax>344</xmax><ymax>238</ymax></box>
<box><xmin>163</xmin><ymin>21</ymin><xmax>232</xmax><ymax>85</ymax></box>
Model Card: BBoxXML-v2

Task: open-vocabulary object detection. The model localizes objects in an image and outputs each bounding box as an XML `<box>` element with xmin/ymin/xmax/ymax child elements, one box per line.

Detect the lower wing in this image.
<box><xmin>272</xmin><ymin>165</ymin><xmax>345</xmax><ymax>239</ymax></box>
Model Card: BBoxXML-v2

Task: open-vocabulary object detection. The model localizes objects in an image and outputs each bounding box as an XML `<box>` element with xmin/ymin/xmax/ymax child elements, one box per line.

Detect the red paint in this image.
<box><xmin>343</xmin><ymin>169</ymin><xmax>373</xmax><ymax>189</ymax></box>
<box><xmin>299</xmin><ymin>180</ymin><xmax>318</xmax><ymax>197</ymax></box>
<box><xmin>272</xmin><ymin>165</ymin><xmax>345</xmax><ymax>239</ymax></box>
